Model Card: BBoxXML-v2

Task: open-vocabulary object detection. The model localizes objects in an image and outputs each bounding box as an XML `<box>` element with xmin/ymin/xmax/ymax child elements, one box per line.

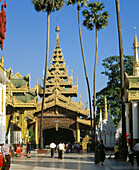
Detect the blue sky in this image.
<box><xmin>1</xmin><ymin>0</ymin><xmax>139</xmax><ymax>111</ymax></box>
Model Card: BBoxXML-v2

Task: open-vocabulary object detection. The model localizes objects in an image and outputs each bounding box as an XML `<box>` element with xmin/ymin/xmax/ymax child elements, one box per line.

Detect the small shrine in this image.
<box><xmin>6</xmin><ymin>68</ymin><xmax>38</xmax><ymax>144</ymax></box>
<box><xmin>97</xmin><ymin>96</ymin><xmax>116</xmax><ymax>148</ymax></box>
<box><xmin>34</xmin><ymin>21</ymin><xmax>92</xmax><ymax>147</ymax></box>
<box><xmin>125</xmin><ymin>32</ymin><xmax>139</xmax><ymax>142</ymax></box>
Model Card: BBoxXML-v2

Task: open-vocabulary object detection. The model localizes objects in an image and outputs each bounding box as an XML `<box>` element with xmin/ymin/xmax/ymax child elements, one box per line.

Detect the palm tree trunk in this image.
<box><xmin>77</xmin><ymin>4</ymin><xmax>93</xmax><ymax>136</ymax></box>
<box><xmin>40</xmin><ymin>11</ymin><xmax>50</xmax><ymax>149</ymax></box>
<box><xmin>93</xmin><ymin>26</ymin><xmax>98</xmax><ymax>142</ymax></box>
<box><xmin>115</xmin><ymin>0</ymin><xmax>127</xmax><ymax>160</ymax></box>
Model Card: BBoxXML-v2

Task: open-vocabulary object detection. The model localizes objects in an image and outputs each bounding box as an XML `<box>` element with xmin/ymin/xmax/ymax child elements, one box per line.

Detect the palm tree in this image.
<box><xmin>115</xmin><ymin>0</ymin><xmax>127</xmax><ymax>160</ymax></box>
<box><xmin>32</xmin><ymin>0</ymin><xmax>64</xmax><ymax>149</ymax></box>
<box><xmin>82</xmin><ymin>2</ymin><xmax>109</xmax><ymax>142</ymax></box>
<box><xmin>67</xmin><ymin>0</ymin><xmax>93</xmax><ymax>139</ymax></box>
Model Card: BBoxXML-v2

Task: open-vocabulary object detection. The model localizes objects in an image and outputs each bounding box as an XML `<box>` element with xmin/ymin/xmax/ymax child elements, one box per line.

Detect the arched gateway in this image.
<box><xmin>34</xmin><ymin>21</ymin><xmax>93</xmax><ymax>149</ymax></box>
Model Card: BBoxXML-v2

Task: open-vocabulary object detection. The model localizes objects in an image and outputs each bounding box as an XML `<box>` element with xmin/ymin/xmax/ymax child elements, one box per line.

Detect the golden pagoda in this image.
<box><xmin>6</xmin><ymin>68</ymin><xmax>38</xmax><ymax>144</ymax></box>
<box><xmin>35</xmin><ymin>21</ymin><xmax>92</xmax><ymax>146</ymax></box>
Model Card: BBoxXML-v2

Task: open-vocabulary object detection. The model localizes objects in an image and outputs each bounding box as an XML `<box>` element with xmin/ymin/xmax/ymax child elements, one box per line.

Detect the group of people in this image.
<box><xmin>0</xmin><ymin>141</ymin><xmax>32</xmax><ymax>170</ymax></box>
<box><xmin>50</xmin><ymin>142</ymin><xmax>65</xmax><ymax>160</ymax></box>
<box><xmin>95</xmin><ymin>140</ymin><xmax>106</xmax><ymax>165</ymax></box>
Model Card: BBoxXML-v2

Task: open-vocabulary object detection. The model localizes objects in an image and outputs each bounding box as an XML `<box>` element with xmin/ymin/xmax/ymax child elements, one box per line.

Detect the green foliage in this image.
<box><xmin>32</xmin><ymin>0</ymin><xmax>64</xmax><ymax>12</ymax></box>
<box><xmin>66</xmin><ymin>0</ymin><xmax>89</xmax><ymax>7</ymax></box>
<box><xmin>96</xmin><ymin>55</ymin><xmax>134</xmax><ymax>127</ymax></box>
<box><xmin>82</xmin><ymin>1</ymin><xmax>110</xmax><ymax>30</ymax></box>
<box><xmin>28</xmin><ymin>128</ymin><xmax>34</xmax><ymax>142</ymax></box>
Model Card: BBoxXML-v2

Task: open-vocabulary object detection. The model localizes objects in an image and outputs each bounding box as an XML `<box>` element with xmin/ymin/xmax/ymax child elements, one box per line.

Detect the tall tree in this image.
<box><xmin>67</xmin><ymin>0</ymin><xmax>93</xmax><ymax>136</ymax></box>
<box><xmin>32</xmin><ymin>0</ymin><xmax>64</xmax><ymax>149</ymax></box>
<box><xmin>115</xmin><ymin>0</ymin><xmax>127</xmax><ymax>160</ymax></box>
<box><xmin>96</xmin><ymin>55</ymin><xmax>133</xmax><ymax>127</ymax></box>
<box><xmin>82</xmin><ymin>1</ymin><xmax>109</xmax><ymax>141</ymax></box>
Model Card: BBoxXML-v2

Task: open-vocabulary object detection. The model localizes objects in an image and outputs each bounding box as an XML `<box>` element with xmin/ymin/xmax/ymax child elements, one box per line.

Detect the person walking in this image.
<box><xmin>128</xmin><ymin>143</ymin><xmax>135</xmax><ymax>166</ymax></box>
<box><xmin>58</xmin><ymin>142</ymin><xmax>64</xmax><ymax>160</ymax></box>
<box><xmin>95</xmin><ymin>142</ymin><xmax>100</xmax><ymax>164</ymax></box>
<box><xmin>26</xmin><ymin>142</ymin><xmax>31</xmax><ymax>159</ymax></box>
<box><xmin>98</xmin><ymin>140</ymin><xmax>106</xmax><ymax>165</ymax></box>
<box><xmin>50</xmin><ymin>142</ymin><xmax>56</xmax><ymax>158</ymax></box>
<box><xmin>1</xmin><ymin>140</ymin><xmax>14</xmax><ymax>170</ymax></box>
<box><xmin>135</xmin><ymin>140</ymin><xmax>139</xmax><ymax>166</ymax></box>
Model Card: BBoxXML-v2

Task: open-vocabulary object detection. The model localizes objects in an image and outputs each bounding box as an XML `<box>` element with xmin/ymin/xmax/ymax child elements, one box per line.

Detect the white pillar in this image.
<box><xmin>125</xmin><ymin>103</ymin><xmax>130</xmax><ymax>135</ymax></box>
<box><xmin>132</xmin><ymin>102</ymin><xmax>139</xmax><ymax>139</ymax></box>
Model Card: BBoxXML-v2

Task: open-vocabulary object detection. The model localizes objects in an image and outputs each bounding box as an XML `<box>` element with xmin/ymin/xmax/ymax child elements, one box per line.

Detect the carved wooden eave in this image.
<box><xmin>6</xmin><ymin>95</ymin><xmax>37</xmax><ymax>108</ymax></box>
<box><xmin>50</xmin><ymin>62</ymin><xmax>65</xmax><ymax>70</ymax></box>
<box><xmin>127</xmin><ymin>77</ymin><xmax>139</xmax><ymax>89</ymax></box>
<box><xmin>128</xmin><ymin>90</ymin><xmax>139</xmax><ymax>101</ymax></box>
<box><xmin>6</xmin><ymin>82</ymin><xmax>30</xmax><ymax>92</ymax></box>
<box><xmin>48</xmin><ymin>67</ymin><xmax>68</xmax><ymax>78</ymax></box>
<box><xmin>36</xmin><ymin>90</ymin><xmax>89</xmax><ymax>117</ymax></box>
<box><xmin>77</xmin><ymin>117</ymin><xmax>94</xmax><ymax>127</ymax></box>
<box><xmin>6</xmin><ymin>92</ymin><xmax>14</xmax><ymax>107</ymax></box>
<box><xmin>39</xmin><ymin>83</ymin><xmax>78</xmax><ymax>97</ymax></box>
<box><xmin>52</xmin><ymin>55</ymin><xmax>64</xmax><ymax>62</ymax></box>
<box><xmin>46</xmin><ymin>76</ymin><xmax>73</xmax><ymax>86</ymax></box>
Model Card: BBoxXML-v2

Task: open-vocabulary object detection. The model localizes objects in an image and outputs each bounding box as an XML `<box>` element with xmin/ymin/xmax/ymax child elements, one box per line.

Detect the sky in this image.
<box><xmin>1</xmin><ymin>0</ymin><xmax>139</xmax><ymax>111</ymax></box>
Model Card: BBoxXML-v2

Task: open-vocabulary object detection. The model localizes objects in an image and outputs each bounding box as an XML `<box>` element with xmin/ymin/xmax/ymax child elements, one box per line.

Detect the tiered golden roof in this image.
<box><xmin>38</xmin><ymin>22</ymin><xmax>89</xmax><ymax>118</ymax></box>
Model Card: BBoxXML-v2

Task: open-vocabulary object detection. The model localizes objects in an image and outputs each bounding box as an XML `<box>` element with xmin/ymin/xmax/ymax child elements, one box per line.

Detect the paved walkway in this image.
<box><xmin>10</xmin><ymin>151</ymin><xmax>139</xmax><ymax>170</ymax></box>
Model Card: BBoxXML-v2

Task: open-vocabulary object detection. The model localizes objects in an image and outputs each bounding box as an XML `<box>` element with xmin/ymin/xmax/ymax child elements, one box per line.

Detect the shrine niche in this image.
<box><xmin>34</xmin><ymin>21</ymin><xmax>93</xmax><ymax>148</ymax></box>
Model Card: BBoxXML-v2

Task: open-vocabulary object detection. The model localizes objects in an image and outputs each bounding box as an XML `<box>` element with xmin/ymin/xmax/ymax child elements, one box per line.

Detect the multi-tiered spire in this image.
<box><xmin>39</xmin><ymin>21</ymin><xmax>78</xmax><ymax>98</ymax></box>
<box><xmin>38</xmin><ymin>21</ymin><xmax>89</xmax><ymax>118</ymax></box>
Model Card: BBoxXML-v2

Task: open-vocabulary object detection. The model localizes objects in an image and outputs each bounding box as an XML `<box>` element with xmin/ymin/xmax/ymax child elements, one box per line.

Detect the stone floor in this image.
<box><xmin>10</xmin><ymin>150</ymin><xmax>139</xmax><ymax>170</ymax></box>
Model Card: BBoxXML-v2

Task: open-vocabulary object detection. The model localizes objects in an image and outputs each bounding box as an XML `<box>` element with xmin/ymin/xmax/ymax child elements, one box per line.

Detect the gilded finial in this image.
<box><xmin>134</xmin><ymin>25</ymin><xmax>136</xmax><ymax>33</ymax></box>
<box><xmin>37</xmin><ymin>78</ymin><xmax>39</xmax><ymax>84</ymax></box>
<box><xmin>55</xmin><ymin>17</ymin><xmax>60</xmax><ymax>48</ymax></box>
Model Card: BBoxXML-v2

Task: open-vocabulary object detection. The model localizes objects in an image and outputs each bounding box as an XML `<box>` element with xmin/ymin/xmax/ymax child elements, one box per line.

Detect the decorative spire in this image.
<box><xmin>104</xmin><ymin>95</ymin><xmax>108</xmax><ymax>120</ymax></box>
<box><xmin>100</xmin><ymin>108</ymin><xmax>102</xmax><ymax>131</ymax></box>
<box><xmin>55</xmin><ymin>18</ymin><xmax>60</xmax><ymax>48</ymax></box>
<box><xmin>133</xmin><ymin>29</ymin><xmax>139</xmax><ymax>76</ymax></box>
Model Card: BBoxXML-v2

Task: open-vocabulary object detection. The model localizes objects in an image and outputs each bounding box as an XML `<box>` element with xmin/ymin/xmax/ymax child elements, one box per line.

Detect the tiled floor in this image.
<box><xmin>10</xmin><ymin>151</ymin><xmax>139</xmax><ymax>170</ymax></box>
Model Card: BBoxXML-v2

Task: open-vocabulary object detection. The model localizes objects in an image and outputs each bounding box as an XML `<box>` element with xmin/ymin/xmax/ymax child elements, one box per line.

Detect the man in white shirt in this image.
<box><xmin>50</xmin><ymin>142</ymin><xmax>56</xmax><ymax>158</ymax></box>
<box><xmin>58</xmin><ymin>142</ymin><xmax>64</xmax><ymax>160</ymax></box>
<box><xmin>135</xmin><ymin>140</ymin><xmax>139</xmax><ymax>166</ymax></box>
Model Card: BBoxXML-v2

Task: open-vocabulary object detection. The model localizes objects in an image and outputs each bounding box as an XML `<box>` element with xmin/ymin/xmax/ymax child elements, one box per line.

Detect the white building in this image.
<box><xmin>0</xmin><ymin>56</ymin><xmax>10</xmax><ymax>144</ymax></box>
<box><xmin>97</xmin><ymin>96</ymin><xmax>116</xmax><ymax>147</ymax></box>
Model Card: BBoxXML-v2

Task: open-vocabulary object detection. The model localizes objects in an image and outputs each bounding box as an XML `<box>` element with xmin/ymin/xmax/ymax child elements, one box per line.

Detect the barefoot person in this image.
<box><xmin>1</xmin><ymin>140</ymin><xmax>14</xmax><ymax>170</ymax></box>
<box><xmin>98</xmin><ymin>140</ymin><xmax>106</xmax><ymax>165</ymax></box>
<box><xmin>50</xmin><ymin>142</ymin><xmax>56</xmax><ymax>158</ymax></box>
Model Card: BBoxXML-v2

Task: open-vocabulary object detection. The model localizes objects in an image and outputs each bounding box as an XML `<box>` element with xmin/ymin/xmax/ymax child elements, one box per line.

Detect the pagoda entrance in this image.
<box><xmin>43</xmin><ymin>128</ymin><xmax>75</xmax><ymax>145</ymax></box>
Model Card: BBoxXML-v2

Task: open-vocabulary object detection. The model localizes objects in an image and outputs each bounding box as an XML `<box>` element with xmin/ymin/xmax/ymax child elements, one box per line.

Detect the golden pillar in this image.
<box><xmin>76</xmin><ymin>121</ymin><xmax>80</xmax><ymax>143</ymax></box>
<box><xmin>6</xmin><ymin>114</ymin><xmax>10</xmax><ymax>133</ymax></box>
<box><xmin>35</xmin><ymin>118</ymin><xmax>39</xmax><ymax>149</ymax></box>
<box><xmin>104</xmin><ymin>95</ymin><xmax>108</xmax><ymax>119</ymax></box>
<box><xmin>21</xmin><ymin>112</ymin><xmax>25</xmax><ymax>142</ymax></box>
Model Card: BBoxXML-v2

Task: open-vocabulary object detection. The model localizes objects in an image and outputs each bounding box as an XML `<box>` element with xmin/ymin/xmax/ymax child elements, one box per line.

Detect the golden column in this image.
<box><xmin>35</xmin><ymin>118</ymin><xmax>39</xmax><ymax>149</ymax></box>
<box><xmin>76</xmin><ymin>121</ymin><xmax>80</xmax><ymax>143</ymax></box>
<box><xmin>21</xmin><ymin>111</ymin><xmax>25</xmax><ymax>143</ymax></box>
<box><xmin>104</xmin><ymin>95</ymin><xmax>108</xmax><ymax>120</ymax></box>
